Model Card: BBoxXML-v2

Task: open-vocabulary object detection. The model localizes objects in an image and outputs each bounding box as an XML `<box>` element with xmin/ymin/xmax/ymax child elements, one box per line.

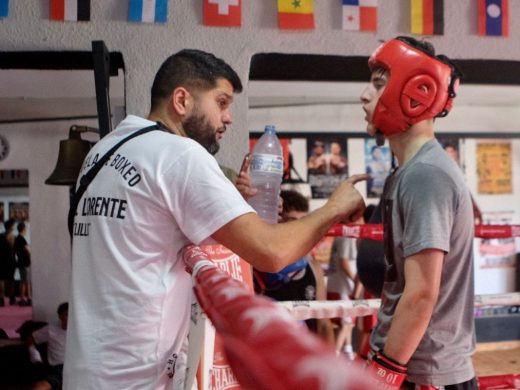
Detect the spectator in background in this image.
<box><xmin>254</xmin><ymin>190</ymin><xmax>334</xmax><ymax>344</ymax></box>
<box><xmin>326</xmin><ymin>214</ymin><xmax>365</xmax><ymax>360</ymax></box>
<box><xmin>0</xmin><ymin>219</ymin><xmax>16</xmax><ymax>306</ymax></box>
<box><xmin>27</xmin><ymin>302</ymin><xmax>68</xmax><ymax>390</ymax></box>
<box><xmin>14</xmin><ymin>222</ymin><xmax>31</xmax><ymax>306</ymax></box>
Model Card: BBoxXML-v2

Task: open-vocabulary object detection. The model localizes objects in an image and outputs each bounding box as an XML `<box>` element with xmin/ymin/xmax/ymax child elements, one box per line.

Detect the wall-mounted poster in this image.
<box><xmin>306</xmin><ymin>136</ymin><xmax>348</xmax><ymax>199</ymax></box>
<box><xmin>438</xmin><ymin>137</ymin><xmax>462</xmax><ymax>167</ymax></box>
<box><xmin>364</xmin><ymin>139</ymin><xmax>391</xmax><ymax>198</ymax></box>
<box><xmin>9</xmin><ymin>201</ymin><xmax>29</xmax><ymax>222</ymax></box>
<box><xmin>477</xmin><ymin>141</ymin><xmax>512</xmax><ymax>194</ymax></box>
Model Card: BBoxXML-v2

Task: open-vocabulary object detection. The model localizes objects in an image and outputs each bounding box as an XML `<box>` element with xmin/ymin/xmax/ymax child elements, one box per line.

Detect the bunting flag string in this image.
<box><xmin>203</xmin><ymin>0</ymin><xmax>241</xmax><ymax>27</ymax></box>
<box><xmin>277</xmin><ymin>0</ymin><xmax>315</xmax><ymax>30</ymax></box>
<box><xmin>478</xmin><ymin>0</ymin><xmax>508</xmax><ymax>37</ymax></box>
<box><xmin>128</xmin><ymin>0</ymin><xmax>168</xmax><ymax>23</ymax></box>
<box><xmin>5</xmin><ymin>1</ymin><xmax>514</xmax><ymax>40</ymax></box>
<box><xmin>342</xmin><ymin>0</ymin><xmax>378</xmax><ymax>32</ymax></box>
<box><xmin>410</xmin><ymin>0</ymin><xmax>444</xmax><ymax>35</ymax></box>
<box><xmin>50</xmin><ymin>0</ymin><xmax>91</xmax><ymax>22</ymax></box>
<box><xmin>0</xmin><ymin>0</ymin><xmax>8</xmax><ymax>18</ymax></box>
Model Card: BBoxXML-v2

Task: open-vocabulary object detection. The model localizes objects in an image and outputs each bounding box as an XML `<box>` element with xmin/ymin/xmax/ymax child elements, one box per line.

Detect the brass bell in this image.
<box><xmin>45</xmin><ymin>125</ymin><xmax>98</xmax><ymax>186</ymax></box>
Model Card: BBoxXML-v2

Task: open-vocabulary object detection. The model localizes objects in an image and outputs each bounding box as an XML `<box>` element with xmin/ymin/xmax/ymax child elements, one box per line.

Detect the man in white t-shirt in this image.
<box><xmin>64</xmin><ymin>49</ymin><xmax>367</xmax><ymax>390</ymax></box>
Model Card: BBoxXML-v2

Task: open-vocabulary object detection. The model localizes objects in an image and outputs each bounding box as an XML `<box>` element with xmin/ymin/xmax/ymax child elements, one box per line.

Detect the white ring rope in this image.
<box><xmin>277</xmin><ymin>292</ymin><xmax>520</xmax><ymax>321</ymax></box>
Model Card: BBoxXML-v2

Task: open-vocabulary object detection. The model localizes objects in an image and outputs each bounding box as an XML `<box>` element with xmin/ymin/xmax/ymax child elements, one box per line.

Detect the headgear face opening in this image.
<box><xmin>368</xmin><ymin>38</ymin><xmax>459</xmax><ymax>137</ymax></box>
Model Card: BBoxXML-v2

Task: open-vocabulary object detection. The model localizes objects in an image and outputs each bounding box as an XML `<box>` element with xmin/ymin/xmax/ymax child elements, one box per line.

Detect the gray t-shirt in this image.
<box><xmin>370</xmin><ymin>139</ymin><xmax>475</xmax><ymax>386</ymax></box>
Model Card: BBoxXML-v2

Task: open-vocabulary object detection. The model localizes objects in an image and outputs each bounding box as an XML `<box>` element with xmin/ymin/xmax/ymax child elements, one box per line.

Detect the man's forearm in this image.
<box><xmin>383</xmin><ymin>291</ymin><xmax>436</xmax><ymax>364</ymax></box>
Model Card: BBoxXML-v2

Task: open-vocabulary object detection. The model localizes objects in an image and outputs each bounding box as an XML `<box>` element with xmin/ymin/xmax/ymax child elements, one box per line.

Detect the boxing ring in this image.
<box><xmin>183</xmin><ymin>224</ymin><xmax>520</xmax><ymax>390</ymax></box>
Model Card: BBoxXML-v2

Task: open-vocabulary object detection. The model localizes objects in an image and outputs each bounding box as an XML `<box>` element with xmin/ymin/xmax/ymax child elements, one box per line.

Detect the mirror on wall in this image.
<box><xmin>0</xmin><ymin>48</ymin><xmax>125</xmax><ymax>335</ymax></box>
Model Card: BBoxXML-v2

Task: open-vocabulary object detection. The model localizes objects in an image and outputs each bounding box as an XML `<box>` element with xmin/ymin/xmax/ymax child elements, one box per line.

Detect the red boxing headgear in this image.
<box><xmin>368</xmin><ymin>38</ymin><xmax>459</xmax><ymax>137</ymax></box>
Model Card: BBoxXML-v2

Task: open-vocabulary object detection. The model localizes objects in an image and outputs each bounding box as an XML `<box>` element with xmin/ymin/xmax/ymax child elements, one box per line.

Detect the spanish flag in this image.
<box><xmin>278</xmin><ymin>0</ymin><xmax>315</xmax><ymax>30</ymax></box>
<box><xmin>410</xmin><ymin>0</ymin><xmax>443</xmax><ymax>35</ymax></box>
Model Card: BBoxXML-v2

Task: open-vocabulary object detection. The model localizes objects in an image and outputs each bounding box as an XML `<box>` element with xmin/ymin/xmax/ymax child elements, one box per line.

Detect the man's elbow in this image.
<box><xmin>405</xmin><ymin>288</ymin><xmax>439</xmax><ymax>313</ymax></box>
<box><xmin>248</xmin><ymin>244</ymin><xmax>291</xmax><ymax>273</ymax></box>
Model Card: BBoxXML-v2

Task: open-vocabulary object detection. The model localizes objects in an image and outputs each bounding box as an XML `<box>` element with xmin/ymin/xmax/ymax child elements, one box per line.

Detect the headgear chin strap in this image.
<box><xmin>368</xmin><ymin>38</ymin><xmax>460</xmax><ymax>137</ymax></box>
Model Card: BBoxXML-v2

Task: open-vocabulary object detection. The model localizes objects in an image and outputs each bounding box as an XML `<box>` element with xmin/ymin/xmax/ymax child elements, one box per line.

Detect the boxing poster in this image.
<box><xmin>199</xmin><ymin>244</ymin><xmax>254</xmax><ymax>390</ymax></box>
<box><xmin>364</xmin><ymin>139</ymin><xmax>391</xmax><ymax>198</ymax></box>
<box><xmin>477</xmin><ymin>141</ymin><xmax>512</xmax><ymax>194</ymax></box>
<box><xmin>306</xmin><ymin>135</ymin><xmax>349</xmax><ymax>199</ymax></box>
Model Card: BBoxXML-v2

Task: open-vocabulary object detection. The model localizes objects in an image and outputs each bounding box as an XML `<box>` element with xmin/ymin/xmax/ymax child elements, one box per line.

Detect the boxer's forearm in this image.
<box><xmin>383</xmin><ymin>249</ymin><xmax>443</xmax><ymax>364</ymax></box>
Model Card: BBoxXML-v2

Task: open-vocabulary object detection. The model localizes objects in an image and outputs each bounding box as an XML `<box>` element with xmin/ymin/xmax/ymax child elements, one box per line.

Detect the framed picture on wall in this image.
<box><xmin>364</xmin><ymin>139</ymin><xmax>392</xmax><ymax>198</ymax></box>
<box><xmin>476</xmin><ymin>141</ymin><xmax>512</xmax><ymax>195</ymax></box>
<box><xmin>306</xmin><ymin>135</ymin><xmax>349</xmax><ymax>199</ymax></box>
<box><xmin>9</xmin><ymin>202</ymin><xmax>29</xmax><ymax>222</ymax></box>
<box><xmin>249</xmin><ymin>132</ymin><xmax>353</xmax><ymax>200</ymax></box>
<box><xmin>437</xmin><ymin>137</ymin><xmax>465</xmax><ymax>172</ymax></box>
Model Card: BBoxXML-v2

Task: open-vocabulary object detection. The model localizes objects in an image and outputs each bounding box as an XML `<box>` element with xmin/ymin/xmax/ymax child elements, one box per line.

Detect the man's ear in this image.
<box><xmin>171</xmin><ymin>87</ymin><xmax>192</xmax><ymax>116</ymax></box>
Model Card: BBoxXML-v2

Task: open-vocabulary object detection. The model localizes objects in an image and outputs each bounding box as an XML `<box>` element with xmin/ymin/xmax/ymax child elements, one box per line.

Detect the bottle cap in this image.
<box><xmin>264</xmin><ymin>125</ymin><xmax>276</xmax><ymax>134</ymax></box>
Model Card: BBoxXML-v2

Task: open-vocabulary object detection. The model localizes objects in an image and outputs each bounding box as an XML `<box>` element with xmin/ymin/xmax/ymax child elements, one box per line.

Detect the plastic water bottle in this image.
<box><xmin>248</xmin><ymin>125</ymin><xmax>283</xmax><ymax>224</ymax></box>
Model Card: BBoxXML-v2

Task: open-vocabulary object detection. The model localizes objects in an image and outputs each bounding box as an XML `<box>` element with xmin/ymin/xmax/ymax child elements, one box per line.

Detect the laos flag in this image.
<box><xmin>478</xmin><ymin>0</ymin><xmax>508</xmax><ymax>37</ymax></box>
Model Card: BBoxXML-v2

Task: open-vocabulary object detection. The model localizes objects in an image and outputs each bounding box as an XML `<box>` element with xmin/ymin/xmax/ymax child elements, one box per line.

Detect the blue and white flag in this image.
<box><xmin>128</xmin><ymin>0</ymin><xmax>168</xmax><ymax>23</ymax></box>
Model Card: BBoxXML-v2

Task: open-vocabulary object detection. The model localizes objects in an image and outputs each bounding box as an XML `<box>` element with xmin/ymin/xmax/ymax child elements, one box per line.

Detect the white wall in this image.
<box><xmin>1</xmin><ymin>0</ymin><xmax>520</xmax><ymax>320</ymax></box>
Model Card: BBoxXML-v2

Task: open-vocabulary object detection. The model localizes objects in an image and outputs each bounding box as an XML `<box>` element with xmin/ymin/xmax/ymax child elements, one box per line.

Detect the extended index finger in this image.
<box><xmin>346</xmin><ymin>173</ymin><xmax>370</xmax><ymax>185</ymax></box>
<box><xmin>239</xmin><ymin>153</ymin><xmax>252</xmax><ymax>174</ymax></box>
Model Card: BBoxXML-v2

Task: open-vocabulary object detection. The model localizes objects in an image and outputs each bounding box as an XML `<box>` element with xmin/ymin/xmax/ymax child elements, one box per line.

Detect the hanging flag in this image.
<box><xmin>128</xmin><ymin>0</ymin><xmax>168</xmax><ymax>23</ymax></box>
<box><xmin>342</xmin><ymin>0</ymin><xmax>377</xmax><ymax>31</ymax></box>
<box><xmin>278</xmin><ymin>0</ymin><xmax>315</xmax><ymax>30</ymax></box>
<box><xmin>0</xmin><ymin>0</ymin><xmax>8</xmax><ymax>18</ymax></box>
<box><xmin>50</xmin><ymin>0</ymin><xmax>90</xmax><ymax>21</ymax></box>
<box><xmin>410</xmin><ymin>0</ymin><xmax>443</xmax><ymax>35</ymax></box>
<box><xmin>478</xmin><ymin>0</ymin><xmax>508</xmax><ymax>37</ymax></box>
<box><xmin>203</xmin><ymin>0</ymin><xmax>241</xmax><ymax>27</ymax></box>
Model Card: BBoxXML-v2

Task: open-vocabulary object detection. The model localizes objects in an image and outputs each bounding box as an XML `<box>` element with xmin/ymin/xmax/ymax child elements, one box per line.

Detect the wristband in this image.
<box><xmin>367</xmin><ymin>350</ymin><xmax>408</xmax><ymax>390</ymax></box>
<box><xmin>181</xmin><ymin>244</ymin><xmax>213</xmax><ymax>275</ymax></box>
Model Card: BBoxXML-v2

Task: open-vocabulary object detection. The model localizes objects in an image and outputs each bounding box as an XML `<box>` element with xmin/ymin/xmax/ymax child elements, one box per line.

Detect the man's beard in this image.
<box><xmin>182</xmin><ymin>110</ymin><xmax>221</xmax><ymax>155</ymax></box>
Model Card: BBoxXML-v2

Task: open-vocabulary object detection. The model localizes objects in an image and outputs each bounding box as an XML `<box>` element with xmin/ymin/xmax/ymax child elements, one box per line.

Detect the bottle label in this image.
<box><xmin>250</xmin><ymin>153</ymin><xmax>283</xmax><ymax>175</ymax></box>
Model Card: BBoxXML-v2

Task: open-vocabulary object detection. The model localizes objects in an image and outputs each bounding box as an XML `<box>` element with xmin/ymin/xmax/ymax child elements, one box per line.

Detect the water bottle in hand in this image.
<box><xmin>248</xmin><ymin>125</ymin><xmax>283</xmax><ymax>224</ymax></box>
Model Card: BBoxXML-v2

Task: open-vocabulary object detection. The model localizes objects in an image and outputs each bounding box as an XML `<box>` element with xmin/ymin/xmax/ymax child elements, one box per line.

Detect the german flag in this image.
<box><xmin>411</xmin><ymin>0</ymin><xmax>443</xmax><ymax>35</ymax></box>
<box><xmin>278</xmin><ymin>0</ymin><xmax>315</xmax><ymax>30</ymax></box>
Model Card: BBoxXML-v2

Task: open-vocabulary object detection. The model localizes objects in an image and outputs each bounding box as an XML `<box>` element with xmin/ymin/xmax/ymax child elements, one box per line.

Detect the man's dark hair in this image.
<box><xmin>281</xmin><ymin>190</ymin><xmax>309</xmax><ymax>214</ymax></box>
<box><xmin>3</xmin><ymin>218</ymin><xmax>15</xmax><ymax>232</ymax></box>
<box><xmin>150</xmin><ymin>49</ymin><xmax>243</xmax><ymax>110</ymax></box>
<box><xmin>57</xmin><ymin>302</ymin><xmax>69</xmax><ymax>316</ymax></box>
<box><xmin>17</xmin><ymin>221</ymin><xmax>25</xmax><ymax>233</ymax></box>
<box><xmin>396</xmin><ymin>35</ymin><xmax>462</xmax><ymax>83</ymax></box>
<box><xmin>395</xmin><ymin>36</ymin><xmax>436</xmax><ymax>57</ymax></box>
